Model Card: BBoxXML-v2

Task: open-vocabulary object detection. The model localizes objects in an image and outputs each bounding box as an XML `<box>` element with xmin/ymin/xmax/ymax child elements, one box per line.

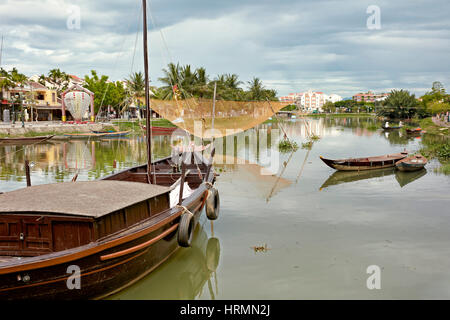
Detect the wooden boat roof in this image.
<box><xmin>0</xmin><ymin>180</ymin><xmax>170</xmax><ymax>218</ymax></box>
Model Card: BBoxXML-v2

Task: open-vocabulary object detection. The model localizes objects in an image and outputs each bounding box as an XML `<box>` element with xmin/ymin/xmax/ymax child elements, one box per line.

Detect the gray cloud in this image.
<box><xmin>0</xmin><ymin>0</ymin><xmax>448</xmax><ymax>98</ymax></box>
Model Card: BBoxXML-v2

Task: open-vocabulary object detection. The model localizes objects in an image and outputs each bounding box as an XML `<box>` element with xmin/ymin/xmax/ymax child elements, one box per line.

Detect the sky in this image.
<box><xmin>0</xmin><ymin>0</ymin><xmax>449</xmax><ymax>98</ymax></box>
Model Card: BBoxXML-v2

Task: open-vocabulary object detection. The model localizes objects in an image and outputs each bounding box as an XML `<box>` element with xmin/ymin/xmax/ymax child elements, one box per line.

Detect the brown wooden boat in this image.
<box><xmin>0</xmin><ymin>0</ymin><xmax>220</xmax><ymax>300</ymax></box>
<box><xmin>395</xmin><ymin>154</ymin><xmax>427</xmax><ymax>172</ymax></box>
<box><xmin>320</xmin><ymin>151</ymin><xmax>408</xmax><ymax>171</ymax></box>
<box><xmin>141</xmin><ymin>124</ymin><xmax>179</xmax><ymax>135</ymax></box>
<box><xmin>0</xmin><ymin>150</ymin><xmax>219</xmax><ymax>300</ymax></box>
<box><xmin>405</xmin><ymin>127</ymin><xmax>422</xmax><ymax>135</ymax></box>
<box><xmin>0</xmin><ymin>135</ymin><xmax>54</xmax><ymax>145</ymax></box>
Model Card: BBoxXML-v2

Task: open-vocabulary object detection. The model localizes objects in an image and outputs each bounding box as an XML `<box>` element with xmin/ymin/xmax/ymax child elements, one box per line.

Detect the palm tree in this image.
<box><xmin>126</xmin><ymin>71</ymin><xmax>145</xmax><ymax>116</ymax></box>
<box><xmin>46</xmin><ymin>68</ymin><xmax>70</xmax><ymax>94</ymax></box>
<box><xmin>225</xmin><ymin>74</ymin><xmax>242</xmax><ymax>89</ymax></box>
<box><xmin>247</xmin><ymin>77</ymin><xmax>265</xmax><ymax>100</ymax></box>
<box><xmin>158</xmin><ymin>63</ymin><xmax>182</xmax><ymax>100</ymax></box>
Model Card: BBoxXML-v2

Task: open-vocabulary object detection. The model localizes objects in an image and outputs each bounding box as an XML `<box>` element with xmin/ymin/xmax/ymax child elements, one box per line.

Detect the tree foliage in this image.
<box><xmin>377</xmin><ymin>89</ymin><xmax>418</xmax><ymax>119</ymax></box>
<box><xmin>83</xmin><ymin>70</ymin><xmax>126</xmax><ymax>114</ymax></box>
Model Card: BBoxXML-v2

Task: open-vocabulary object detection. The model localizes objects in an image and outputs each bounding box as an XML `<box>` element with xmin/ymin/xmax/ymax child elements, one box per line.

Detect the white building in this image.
<box><xmin>296</xmin><ymin>90</ymin><xmax>327</xmax><ymax>112</ymax></box>
<box><xmin>325</xmin><ymin>94</ymin><xmax>343</xmax><ymax>104</ymax></box>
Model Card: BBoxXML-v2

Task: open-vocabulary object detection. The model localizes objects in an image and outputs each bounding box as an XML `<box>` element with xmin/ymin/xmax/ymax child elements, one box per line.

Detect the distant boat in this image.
<box><xmin>395</xmin><ymin>154</ymin><xmax>427</xmax><ymax>172</ymax></box>
<box><xmin>91</xmin><ymin>130</ymin><xmax>131</xmax><ymax>138</ymax></box>
<box><xmin>141</xmin><ymin>124</ymin><xmax>179</xmax><ymax>135</ymax></box>
<box><xmin>320</xmin><ymin>151</ymin><xmax>408</xmax><ymax>171</ymax></box>
<box><xmin>63</xmin><ymin>132</ymin><xmax>107</xmax><ymax>138</ymax></box>
<box><xmin>405</xmin><ymin>127</ymin><xmax>422</xmax><ymax>134</ymax></box>
<box><xmin>0</xmin><ymin>135</ymin><xmax>54</xmax><ymax>145</ymax></box>
<box><xmin>381</xmin><ymin>125</ymin><xmax>402</xmax><ymax>130</ymax></box>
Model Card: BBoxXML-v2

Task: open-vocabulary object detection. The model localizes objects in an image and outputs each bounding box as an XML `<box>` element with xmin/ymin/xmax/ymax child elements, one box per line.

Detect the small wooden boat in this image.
<box><xmin>381</xmin><ymin>125</ymin><xmax>402</xmax><ymax>130</ymax></box>
<box><xmin>395</xmin><ymin>154</ymin><xmax>427</xmax><ymax>172</ymax></box>
<box><xmin>92</xmin><ymin>130</ymin><xmax>131</xmax><ymax>138</ymax></box>
<box><xmin>405</xmin><ymin>127</ymin><xmax>422</xmax><ymax>134</ymax></box>
<box><xmin>320</xmin><ymin>151</ymin><xmax>408</xmax><ymax>171</ymax></box>
<box><xmin>141</xmin><ymin>125</ymin><xmax>178</xmax><ymax>135</ymax></box>
<box><xmin>63</xmin><ymin>132</ymin><xmax>107</xmax><ymax>138</ymax></box>
<box><xmin>0</xmin><ymin>135</ymin><xmax>54</xmax><ymax>145</ymax></box>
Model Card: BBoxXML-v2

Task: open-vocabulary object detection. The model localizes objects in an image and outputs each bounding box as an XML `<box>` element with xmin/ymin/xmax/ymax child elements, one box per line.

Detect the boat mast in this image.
<box><xmin>142</xmin><ymin>0</ymin><xmax>153</xmax><ymax>184</ymax></box>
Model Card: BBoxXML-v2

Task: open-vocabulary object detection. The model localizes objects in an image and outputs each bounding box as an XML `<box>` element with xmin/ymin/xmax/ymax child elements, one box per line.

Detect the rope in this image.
<box><xmin>176</xmin><ymin>205</ymin><xmax>193</xmax><ymax>216</ymax></box>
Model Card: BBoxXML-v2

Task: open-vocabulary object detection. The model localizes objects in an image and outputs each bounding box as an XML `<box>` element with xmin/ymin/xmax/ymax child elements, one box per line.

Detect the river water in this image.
<box><xmin>1</xmin><ymin>117</ymin><xmax>449</xmax><ymax>299</ymax></box>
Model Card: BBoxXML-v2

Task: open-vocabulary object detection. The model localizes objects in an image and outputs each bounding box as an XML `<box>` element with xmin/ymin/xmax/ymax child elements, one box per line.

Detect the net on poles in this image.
<box><xmin>150</xmin><ymin>98</ymin><xmax>289</xmax><ymax>138</ymax></box>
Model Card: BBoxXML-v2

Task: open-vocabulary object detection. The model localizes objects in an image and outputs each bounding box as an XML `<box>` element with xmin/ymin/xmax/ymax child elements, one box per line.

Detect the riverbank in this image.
<box><xmin>304</xmin><ymin>112</ymin><xmax>376</xmax><ymax>118</ymax></box>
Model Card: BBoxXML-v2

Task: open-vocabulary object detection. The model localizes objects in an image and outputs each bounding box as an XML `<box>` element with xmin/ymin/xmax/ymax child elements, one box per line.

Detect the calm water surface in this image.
<box><xmin>1</xmin><ymin>117</ymin><xmax>449</xmax><ymax>299</ymax></box>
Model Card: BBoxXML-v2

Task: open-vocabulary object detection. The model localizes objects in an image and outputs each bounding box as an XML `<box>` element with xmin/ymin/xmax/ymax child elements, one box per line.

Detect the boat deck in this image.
<box><xmin>0</xmin><ymin>180</ymin><xmax>171</xmax><ymax>218</ymax></box>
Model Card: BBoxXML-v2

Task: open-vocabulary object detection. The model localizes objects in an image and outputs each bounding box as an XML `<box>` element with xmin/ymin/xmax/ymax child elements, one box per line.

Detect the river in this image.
<box><xmin>1</xmin><ymin>116</ymin><xmax>449</xmax><ymax>299</ymax></box>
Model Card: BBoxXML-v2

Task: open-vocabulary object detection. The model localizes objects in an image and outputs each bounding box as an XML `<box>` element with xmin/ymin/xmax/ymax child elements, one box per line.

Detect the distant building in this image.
<box><xmin>279</xmin><ymin>93</ymin><xmax>303</xmax><ymax>104</ymax></box>
<box><xmin>325</xmin><ymin>94</ymin><xmax>343</xmax><ymax>104</ymax></box>
<box><xmin>1</xmin><ymin>81</ymin><xmax>62</xmax><ymax>121</ymax></box>
<box><xmin>353</xmin><ymin>91</ymin><xmax>389</xmax><ymax>102</ymax></box>
<box><xmin>297</xmin><ymin>90</ymin><xmax>327</xmax><ymax>112</ymax></box>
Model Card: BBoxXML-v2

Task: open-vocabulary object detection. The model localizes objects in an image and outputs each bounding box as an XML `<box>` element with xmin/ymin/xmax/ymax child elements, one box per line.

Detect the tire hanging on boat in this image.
<box><xmin>178</xmin><ymin>212</ymin><xmax>195</xmax><ymax>247</ymax></box>
<box><xmin>205</xmin><ymin>188</ymin><xmax>220</xmax><ymax>220</ymax></box>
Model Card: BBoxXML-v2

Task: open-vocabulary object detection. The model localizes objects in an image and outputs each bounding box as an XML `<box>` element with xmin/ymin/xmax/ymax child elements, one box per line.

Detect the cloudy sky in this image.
<box><xmin>0</xmin><ymin>0</ymin><xmax>449</xmax><ymax>98</ymax></box>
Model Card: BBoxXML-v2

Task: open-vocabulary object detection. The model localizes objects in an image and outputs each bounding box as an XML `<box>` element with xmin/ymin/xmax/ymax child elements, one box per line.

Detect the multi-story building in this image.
<box><xmin>1</xmin><ymin>81</ymin><xmax>62</xmax><ymax>121</ymax></box>
<box><xmin>353</xmin><ymin>91</ymin><xmax>389</xmax><ymax>102</ymax></box>
<box><xmin>297</xmin><ymin>90</ymin><xmax>327</xmax><ymax>112</ymax></box>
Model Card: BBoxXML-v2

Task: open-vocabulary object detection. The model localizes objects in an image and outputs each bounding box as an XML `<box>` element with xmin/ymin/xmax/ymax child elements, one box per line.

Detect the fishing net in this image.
<box><xmin>150</xmin><ymin>98</ymin><xmax>289</xmax><ymax>138</ymax></box>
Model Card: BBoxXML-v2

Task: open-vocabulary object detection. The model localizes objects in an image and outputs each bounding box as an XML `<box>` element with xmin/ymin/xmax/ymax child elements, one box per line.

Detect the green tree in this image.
<box><xmin>44</xmin><ymin>68</ymin><xmax>70</xmax><ymax>94</ymax></box>
<box><xmin>83</xmin><ymin>70</ymin><xmax>126</xmax><ymax>114</ymax></box>
<box><xmin>378</xmin><ymin>89</ymin><xmax>418</xmax><ymax>119</ymax></box>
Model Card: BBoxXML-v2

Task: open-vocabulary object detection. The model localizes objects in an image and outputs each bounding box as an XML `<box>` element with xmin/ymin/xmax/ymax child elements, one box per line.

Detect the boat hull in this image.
<box><xmin>320</xmin><ymin>152</ymin><xmax>408</xmax><ymax>171</ymax></box>
<box><xmin>0</xmin><ymin>189</ymin><xmax>207</xmax><ymax>300</ymax></box>
<box><xmin>395</xmin><ymin>155</ymin><xmax>427</xmax><ymax>172</ymax></box>
<box><xmin>0</xmin><ymin>135</ymin><xmax>54</xmax><ymax>145</ymax></box>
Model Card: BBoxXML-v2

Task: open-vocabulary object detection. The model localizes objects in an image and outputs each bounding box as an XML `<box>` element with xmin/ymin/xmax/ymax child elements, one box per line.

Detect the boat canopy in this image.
<box><xmin>0</xmin><ymin>181</ymin><xmax>170</xmax><ymax>218</ymax></box>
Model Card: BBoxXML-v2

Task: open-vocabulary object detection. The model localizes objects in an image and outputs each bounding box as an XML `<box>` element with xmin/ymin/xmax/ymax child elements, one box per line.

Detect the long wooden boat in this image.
<box><xmin>381</xmin><ymin>125</ymin><xmax>402</xmax><ymax>130</ymax></box>
<box><xmin>0</xmin><ymin>150</ymin><xmax>219</xmax><ymax>300</ymax></box>
<box><xmin>0</xmin><ymin>135</ymin><xmax>54</xmax><ymax>145</ymax></box>
<box><xmin>63</xmin><ymin>132</ymin><xmax>107</xmax><ymax>138</ymax></box>
<box><xmin>141</xmin><ymin>125</ymin><xmax>178</xmax><ymax>135</ymax></box>
<box><xmin>320</xmin><ymin>151</ymin><xmax>408</xmax><ymax>171</ymax></box>
<box><xmin>395</xmin><ymin>154</ymin><xmax>427</xmax><ymax>172</ymax></box>
<box><xmin>91</xmin><ymin>130</ymin><xmax>131</xmax><ymax>138</ymax></box>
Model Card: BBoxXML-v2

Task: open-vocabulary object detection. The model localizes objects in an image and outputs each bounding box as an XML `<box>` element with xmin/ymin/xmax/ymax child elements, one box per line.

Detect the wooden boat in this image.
<box><xmin>381</xmin><ymin>125</ymin><xmax>402</xmax><ymax>130</ymax></box>
<box><xmin>0</xmin><ymin>0</ymin><xmax>220</xmax><ymax>300</ymax></box>
<box><xmin>320</xmin><ymin>151</ymin><xmax>408</xmax><ymax>171</ymax></box>
<box><xmin>0</xmin><ymin>135</ymin><xmax>54</xmax><ymax>145</ymax></box>
<box><xmin>141</xmin><ymin>124</ymin><xmax>178</xmax><ymax>135</ymax></box>
<box><xmin>405</xmin><ymin>127</ymin><xmax>422</xmax><ymax>134</ymax></box>
<box><xmin>91</xmin><ymin>130</ymin><xmax>131</xmax><ymax>138</ymax></box>
<box><xmin>395</xmin><ymin>154</ymin><xmax>427</xmax><ymax>172</ymax></box>
<box><xmin>63</xmin><ymin>132</ymin><xmax>107</xmax><ymax>138</ymax></box>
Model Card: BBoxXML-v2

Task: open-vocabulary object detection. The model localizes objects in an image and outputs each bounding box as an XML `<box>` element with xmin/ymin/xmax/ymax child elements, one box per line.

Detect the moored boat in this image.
<box><xmin>395</xmin><ymin>154</ymin><xmax>427</xmax><ymax>172</ymax></box>
<box><xmin>141</xmin><ymin>125</ymin><xmax>178</xmax><ymax>135</ymax></box>
<box><xmin>91</xmin><ymin>130</ymin><xmax>131</xmax><ymax>138</ymax></box>
<box><xmin>63</xmin><ymin>132</ymin><xmax>107</xmax><ymax>138</ymax></box>
<box><xmin>320</xmin><ymin>151</ymin><xmax>408</xmax><ymax>171</ymax></box>
<box><xmin>0</xmin><ymin>0</ymin><xmax>220</xmax><ymax>300</ymax></box>
<box><xmin>405</xmin><ymin>127</ymin><xmax>422</xmax><ymax>134</ymax></box>
<box><xmin>0</xmin><ymin>135</ymin><xmax>54</xmax><ymax>145</ymax></box>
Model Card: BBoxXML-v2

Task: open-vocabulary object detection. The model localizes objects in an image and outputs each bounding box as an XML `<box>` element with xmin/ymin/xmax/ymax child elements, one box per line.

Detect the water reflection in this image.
<box><xmin>320</xmin><ymin>167</ymin><xmax>427</xmax><ymax>190</ymax></box>
<box><xmin>110</xmin><ymin>222</ymin><xmax>221</xmax><ymax>300</ymax></box>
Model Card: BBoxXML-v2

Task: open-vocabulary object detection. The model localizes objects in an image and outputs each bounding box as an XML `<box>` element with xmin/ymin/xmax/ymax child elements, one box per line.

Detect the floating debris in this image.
<box><xmin>251</xmin><ymin>243</ymin><xmax>270</xmax><ymax>253</ymax></box>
